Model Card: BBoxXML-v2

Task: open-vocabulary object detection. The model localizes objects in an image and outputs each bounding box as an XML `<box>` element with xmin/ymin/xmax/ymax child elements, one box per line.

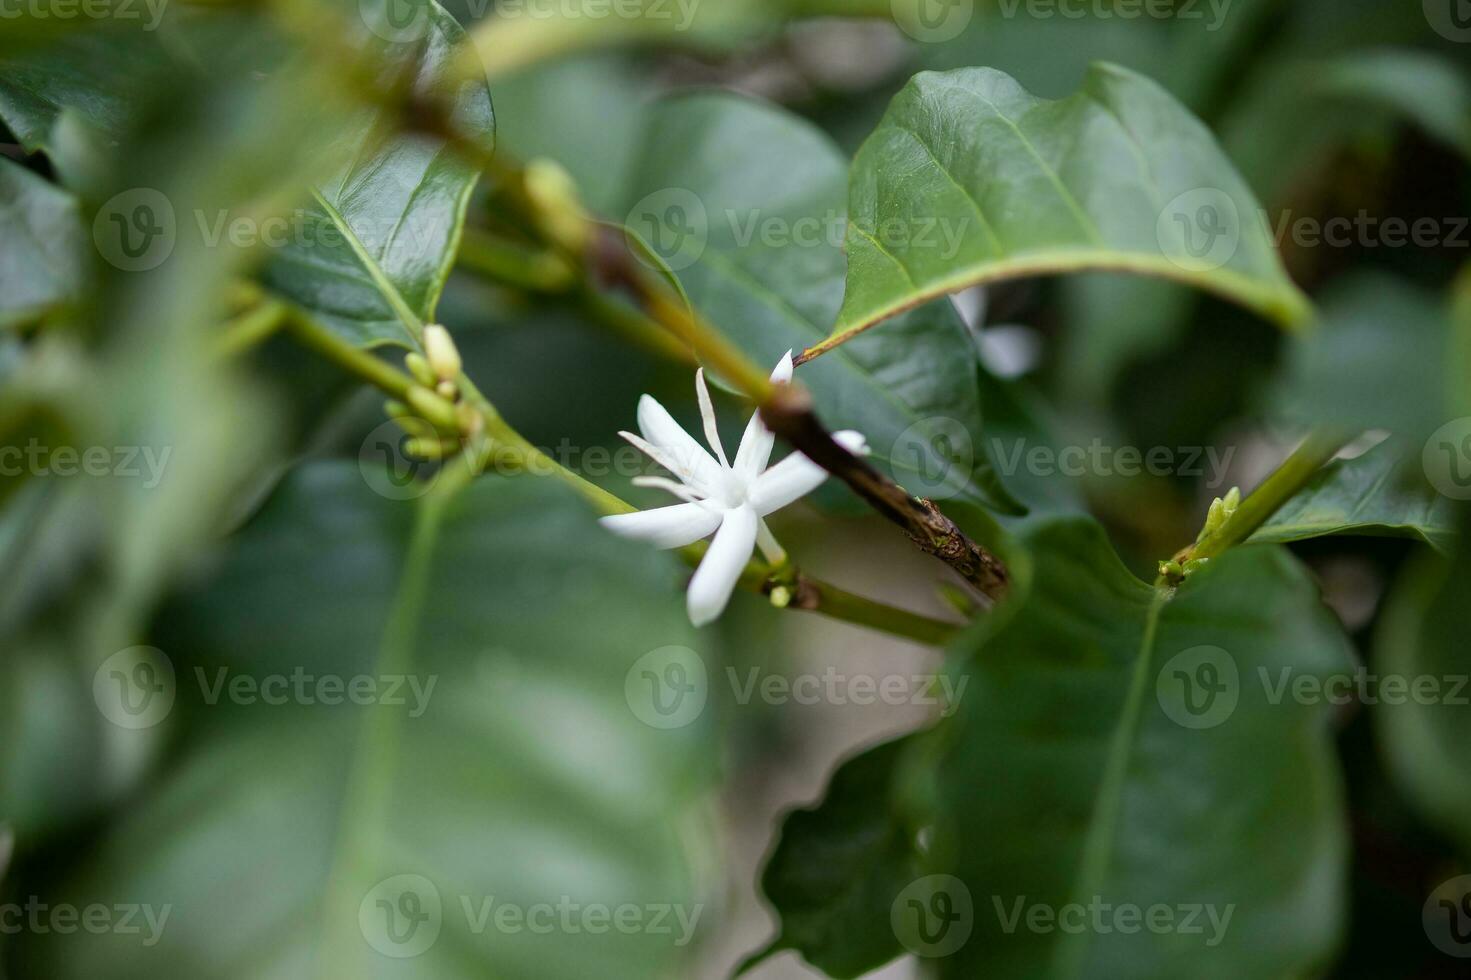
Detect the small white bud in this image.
<box><xmin>423</xmin><ymin>324</ymin><xmax>462</xmax><ymax>382</ymax></box>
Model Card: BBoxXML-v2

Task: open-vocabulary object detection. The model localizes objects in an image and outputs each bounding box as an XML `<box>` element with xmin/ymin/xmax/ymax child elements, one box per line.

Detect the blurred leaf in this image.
<box><xmin>0</xmin><ymin>158</ymin><xmax>85</xmax><ymax>328</ymax></box>
<box><xmin>259</xmin><ymin>0</ymin><xmax>496</xmax><ymax>348</ymax></box>
<box><xmin>936</xmin><ymin>518</ymin><xmax>1351</xmax><ymax>978</ymax></box>
<box><xmin>17</xmin><ymin>465</ymin><xmax>712</xmax><ymax>979</ymax></box>
<box><xmin>1252</xmin><ymin>440</ymin><xmax>1457</xmax><ymax>553</ymax></box>
<box><xmin>1374</xmin><ymin>510</ymin><xmax>1471</xmax><ymax>857</ymax></box>
<box><xmin>625</xmin><ymin>92</ymin><xmax>1022</xmax><ymax>514</ymax></box>
<box><xmin>745</xmin><ymin>734</ymin><xmax>926</xmax><ymax>978</ymax></box>
<box><xmin>1271</xmin><ymin>275</ymin><xmax>1452</xmax><ymax>439</ymax></box>
<box><xmin>831</xmin><ymin>64</ymin><xmax>1312</xmax><ymax>356</ymax></box>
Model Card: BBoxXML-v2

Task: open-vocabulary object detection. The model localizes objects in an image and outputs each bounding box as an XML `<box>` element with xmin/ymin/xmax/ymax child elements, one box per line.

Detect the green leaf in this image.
<box><xmin>935</xmin><ymin>518</ymin><xmax>1351</xmax><ymax>977</ymax></box>
<box><xmin>0</xmin><ymin>158</ymin><xmax>85</xmax><ymax>328</ymax></box>
<box><xmin>827</xmin><ymin>64</ymin><xmax>1312</xmax><ymax>357</ymax></box>
<box><xmin>1271</xmin><ymin>275</ymin><xmax>1454</xmax><ymax>439</ymax></box>
<box><xmin>623</xmin><ymin>92</ymin><xmax>1022</xmax><ymax>515</ymax></box>
<box><xmin>1374</xmin><ymin>511</ymin><xmax>1471</xmax><ymax>857</ymax></box>
<box><xmin>1252</xmin><ymin>440</ymin><xmax>1458</xmax><ymax>553</ymax></box>
<box><xmin>19</xmin><ymin>465</ymin><xmax>712</xmax><ymax>978</ymax></box>
<box><xmin>746</xmin><ymin>735</ymin><xmax>928</xmax><ymax>978</ymax></box>
<box><xmin>259</xmin><ymin>0</ymin><xmax>495</xmax><ymax>348</ymax></box>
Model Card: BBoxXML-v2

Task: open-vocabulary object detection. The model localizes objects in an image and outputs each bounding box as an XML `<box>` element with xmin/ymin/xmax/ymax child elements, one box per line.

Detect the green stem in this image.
<box><xmin>458</xmin><ymin>228</ymin><xmax>576</xmax><ymax>293</ymax></box>
<box><xmin>281</xmin><ymin>307</ymin><xmax>415</xmax><ymax>400</ymax></box>
<box><xmin>1187</xmin><ymin>429</ymin><xmax>1353</xmax><ymax>562</ymax></box>
<box><xmin>214</xmin><ymin>298</ymin><xmax>290</xmax><ymax>359</ymax></box>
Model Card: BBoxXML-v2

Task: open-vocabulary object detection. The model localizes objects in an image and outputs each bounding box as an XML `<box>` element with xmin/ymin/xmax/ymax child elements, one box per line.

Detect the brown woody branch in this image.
<box><xmin>590</xmin><ymin>226</ymin><xmax>1010</xmax><ymax>603</ymax></box>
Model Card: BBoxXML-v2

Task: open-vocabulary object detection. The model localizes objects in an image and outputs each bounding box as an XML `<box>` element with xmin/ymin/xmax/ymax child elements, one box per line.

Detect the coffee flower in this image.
<box><xmin>601</xmin><ymin>352</ymin><xmax>866</xmax><ymax>626</ymax></box>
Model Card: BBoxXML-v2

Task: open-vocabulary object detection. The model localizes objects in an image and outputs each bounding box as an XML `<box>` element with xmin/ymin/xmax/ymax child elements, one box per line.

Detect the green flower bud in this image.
<box><xmin>1222</xmin><ymin>486</ymin><xmax>1241</xmax><ymax>515</ymax></box>
<box><xmin>525</xmin><ymin>158</ymin><xmax>590</xmax><ymax>255</ymax></box>
<box><xmin>423</xmin><ymin>324</ymin><xmax>462</xmax><ymax>382</ymax></box>
<box><xmin>407</xmin><ymin>385</ymin><xmax>461</xmax><ymax>432</ymax></box>
<box><xmin>769</xmin><ymin>585</ymin><xmax>793</xmax><ymax>609</ymax></box>
<box><xmin>405</xmin><ymin>352</ymin><xmax>436</xmax><ymax>387</ymax></box>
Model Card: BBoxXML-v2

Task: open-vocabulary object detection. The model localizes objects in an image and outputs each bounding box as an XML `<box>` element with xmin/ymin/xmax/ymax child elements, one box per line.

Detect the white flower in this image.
<box><xmin>601</xmin><ymin>352</ymin><xmax>866</xmax><ymax>627</ymax></box>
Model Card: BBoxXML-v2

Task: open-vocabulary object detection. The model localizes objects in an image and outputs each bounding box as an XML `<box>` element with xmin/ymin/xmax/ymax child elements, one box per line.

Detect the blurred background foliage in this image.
<box><xmin>2</xmin><ymin>0</ymin><xmax>1470</xmax><ymax>977</ymax></box>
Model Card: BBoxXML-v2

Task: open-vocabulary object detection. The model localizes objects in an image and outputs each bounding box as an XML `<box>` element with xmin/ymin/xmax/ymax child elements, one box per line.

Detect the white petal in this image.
<box><xmin>600</xmin><ymin>503</ymin><xmax>724</xmax><ymax>550</ymax></box>
<box><xmin>749</xmin><ymin>430</ymin><xmax>867</xmax><ymax>515</ymax></box>
<box><xmin>686</xmin><ymin>504</ymin><xmax>757</xmax><ymax>627</ymax></box>
<box><xmin>636</xmin><ymin>395</ymin><xmax>724</xmax><ymax>493</ymax></box>
<box><xmin>731</xmin><ymin>408</ymin><xmax>775</xmax><ymax>484</ymax></box>
<box><xmin>694</xmin><ymin>369</ymin><xmax>730</xmax><ymax>468</ymax></box>
<box><xmin>731</xmin><ymin>351</ymin><xmax>795</xmax><ymax>482</ymax></box>
<box><xmin>770</xmin><ymin>350</ymin><xmax>794</xmax><ymax>384</ymax></box>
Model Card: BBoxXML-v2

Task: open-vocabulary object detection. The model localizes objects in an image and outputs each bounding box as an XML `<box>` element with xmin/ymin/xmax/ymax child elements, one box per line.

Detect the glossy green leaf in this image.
<box><xmin>258</xmin><ymin>0</ymin><xmax>495</xmax><ymax>348</ymax></box>
<box><xmin>624</xmin><ymin>92</ymin><xmax>1022</xmax><ymax>515</ymax></box>
<box><xmin>934</xmin><ymin>518</ymin><xmax>1351</xmax><ymax>977</ymax></box>
<box><xmin>828</xmin><ymin>64</ymin><xmax>1312</xmax><ymax>357</ymax></box>
<box><xmin>1272</xmin><ymin>275</ymin><xmax>1453</xmax><ymax>439</ymax></box>
<box><xmin>17</xmin><ymin>465</ymin><xmax>712</xmax><ymax>979</ymax></box>
<box><xmin>1375</xmin><ymin>510</ymin><xmax>1471</xmax><ymax>857</ymax></box>
<box><xmin>745</xmin><ymin>735</ymin><xmax>926</xmax><ymax>978</ymax></box>
<box><xmin>0</xmin><ymin>158</ymin><xmax>85</xmax><ymax>328</ymax></box>
<box><xmin>1252</xmin><ymin>441</ymin><xmax>1458</xmax><ymax>553</ymax></box>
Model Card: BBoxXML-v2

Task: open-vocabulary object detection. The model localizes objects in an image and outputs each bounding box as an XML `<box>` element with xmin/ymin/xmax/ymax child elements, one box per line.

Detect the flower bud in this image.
<box><xmin>407</xmin><ymin>385</ymin><xmax>461</xmax><ymax>432</ymax></box>
<box><xmin>405</xmin><ymin>352</ymin><xmax>436</xmax><ymax>387</ymax></box>
<box><xmin>525</xmin><ymin>158</ymin><xmax>590</xmax><ymax>255</ymax></box>
<box><xmin>423</xmin><ymin>324</ymin><xmax>462</xmax><ymax>382</ymax></box>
